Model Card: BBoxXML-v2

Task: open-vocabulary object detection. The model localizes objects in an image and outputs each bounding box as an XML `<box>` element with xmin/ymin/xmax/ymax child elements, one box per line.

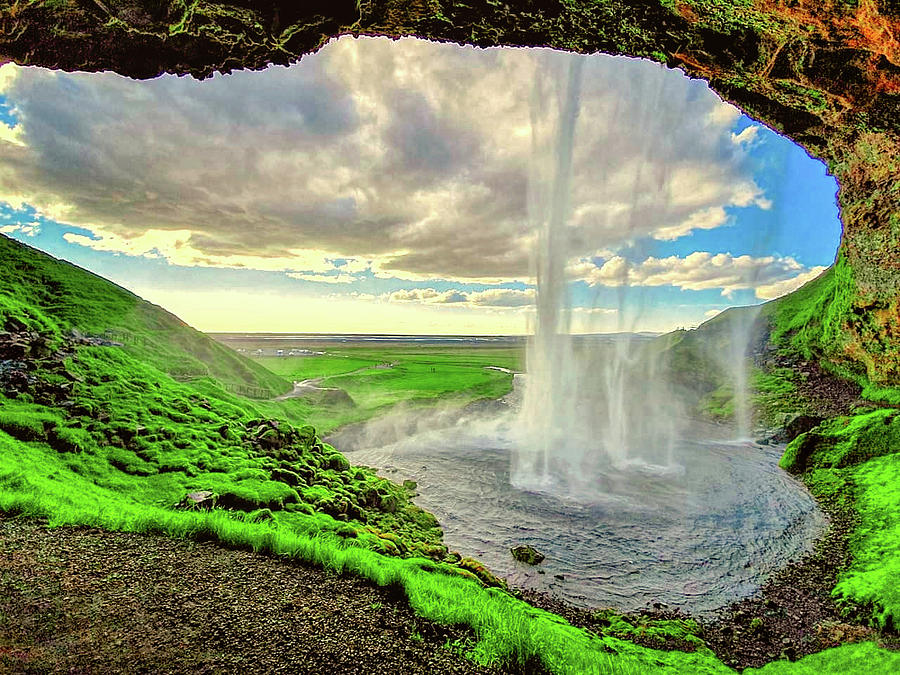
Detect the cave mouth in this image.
<box><xmin>0</xmin><ymin>35</ymin><xmax>844</xmax><ymax>613</ymax></box>
<box><xmin>0</xmin><ymin>35</ymin><xmax>843</xmax><ymax>337</ymax></box>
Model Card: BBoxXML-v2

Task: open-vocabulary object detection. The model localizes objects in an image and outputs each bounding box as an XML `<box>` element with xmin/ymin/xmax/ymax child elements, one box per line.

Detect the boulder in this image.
<box><xmin>511</xmin><ymin>544</ymin><xmax>545</xmax><ymax>565</ymax></box>
<box><xmin>770</xmin><ymin>414</ymin><xmax>824</xmax><ymax>444</ymax></box>
<box><xmin>173</xmin><ymin>490</ymin><xmax>217</xmax><ymax>510</ymax></box>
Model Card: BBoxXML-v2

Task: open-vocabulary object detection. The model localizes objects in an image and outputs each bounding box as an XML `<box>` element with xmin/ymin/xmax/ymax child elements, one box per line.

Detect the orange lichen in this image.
<box><xmin>756</xmin><ymin>0</ymin><xmax>900</xmax><ymax>93</ymax></box>
<box><xmin>849</xmin><ymin>0</ymin><xmax>900</xmax><ymax>67</ymax></box>
<box><xmin>674</xmin><ymin>2</ymin><xmax>700</xmax><ymax>23</ymax></box>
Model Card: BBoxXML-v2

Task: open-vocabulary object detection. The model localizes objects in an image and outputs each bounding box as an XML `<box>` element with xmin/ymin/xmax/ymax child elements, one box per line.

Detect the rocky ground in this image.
<box><xmin>0</xmin><ymin>517</ymin><xmax>535</xmax><ymax>675</ymax></box>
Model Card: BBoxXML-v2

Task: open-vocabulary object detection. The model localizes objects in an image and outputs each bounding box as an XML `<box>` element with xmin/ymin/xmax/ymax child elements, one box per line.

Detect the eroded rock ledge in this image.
<box><xmin>0</xmin><ymin>0</ymin><xmax>897</xmax><ymax>382</ymax></box>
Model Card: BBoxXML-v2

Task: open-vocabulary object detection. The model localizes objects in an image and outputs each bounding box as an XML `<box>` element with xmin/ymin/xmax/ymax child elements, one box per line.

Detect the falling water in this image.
<box><xmin>513</xmin><ymin>55</ymin><xmax>584</xmax><ymax>490</ymax></box>
<box><xmin>513</xmin><ymin>54</ymin><xmax>687</xmax><ymax>496</ymax></box>
<box><xmin>725</xmin><ymin>305</ymin><xmax>763</xmax><ymax>440</ymax></box>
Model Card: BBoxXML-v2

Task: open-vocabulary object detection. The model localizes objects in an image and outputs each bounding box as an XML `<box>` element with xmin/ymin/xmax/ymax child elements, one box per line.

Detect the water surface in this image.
<box><xmin>336</xmin><ymin>407</ymin><xmax>826</xmax><ymax>615</ymax></box>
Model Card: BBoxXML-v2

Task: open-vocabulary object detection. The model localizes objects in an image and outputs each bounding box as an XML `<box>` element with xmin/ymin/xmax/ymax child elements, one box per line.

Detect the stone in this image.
<box><xmin>771</xmin><ymin>414</ymin><xmax>824</xmax><ymax>444</ymax></box>
<box><xmin>510</xmin><ymin>544</ymin><xmax>545</xmax><ymax>565</ymax></box>
<box><xmin>173</xmin><ymin>490</ymin><xmax>218</xmax><ymax>511</ymax></box>
<box><xmin>173</xmin><ymin>490</ymin><xmax>217</xmax><ymax>510</ymax></box>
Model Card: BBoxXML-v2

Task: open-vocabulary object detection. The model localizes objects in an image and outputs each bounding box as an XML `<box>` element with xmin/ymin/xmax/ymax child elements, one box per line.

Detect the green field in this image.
<box><xmin>253</xmin><ymin>347</ymin><xmax>521</xmax><ymax>432</ymax></box>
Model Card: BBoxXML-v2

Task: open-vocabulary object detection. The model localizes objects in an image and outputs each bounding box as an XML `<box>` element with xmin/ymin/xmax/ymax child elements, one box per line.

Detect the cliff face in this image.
<box><xmin>1</xmin><ymin>0</ymin><xmax>897</xmax><ymax>381</ymax></box>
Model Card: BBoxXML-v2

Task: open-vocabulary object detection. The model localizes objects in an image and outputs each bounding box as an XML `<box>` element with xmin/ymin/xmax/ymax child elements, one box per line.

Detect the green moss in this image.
<box><xmin>834</xmin><ymin>454</ymin><xmax>900</xmax><ymax>629</ymax></box>
<box><xmin>744</xmin><ymin>641</ymin><xmax>900</xmax><ymax>674</ymax></box>
<box><xmin>776</xmin><ymin>404</ymin><xmax>900</xmax><ymax>630</ymax></box>
<box><xmin>592</xmin><ymin>609</ymin><xmax>706</xmax><ymax>650</ymax></box>
<box><xmin>780</xmin><ymin>409</ymin><xmax>899</xmax><ymax>473</ymax></box>
<box><xmin>765</xmin><ymin>260</ymin><xmax>851</xmax><ymax>362</ymax></box>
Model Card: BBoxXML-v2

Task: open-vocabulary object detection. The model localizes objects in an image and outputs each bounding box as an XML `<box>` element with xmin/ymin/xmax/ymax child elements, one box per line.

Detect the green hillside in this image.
<box><xmin>0</xmin><ymin>234</ymin><xmax>288</xmax><ymax>397</ymax></box>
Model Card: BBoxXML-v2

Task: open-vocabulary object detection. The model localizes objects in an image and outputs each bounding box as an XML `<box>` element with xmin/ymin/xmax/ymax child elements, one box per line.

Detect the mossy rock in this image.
<box><xmin>458</xmin><ymin>556</ymin><xmax>506</xmax><ymax>588</ymax></box>
<box><xmin>511</xmin><ymin>544</ymin><xmax>545</xmax><ymax>565</ymax></box>
<box><xmin>781</xmin><ymin>409</ymin><xmax>900</xmax><ymax>473</ymax></box>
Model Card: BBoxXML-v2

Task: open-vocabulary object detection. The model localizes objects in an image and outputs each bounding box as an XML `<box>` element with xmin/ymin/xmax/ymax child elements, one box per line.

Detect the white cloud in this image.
<box><xmin>287</xmin><ymin>272</ymin><xmax>360</xmax><ymax>284</ymax></box>
<box><xmin>575</xmin><ymin>251</ymin><xmax>823</xmax><ymax>299</ymax></box>
<box><xmin>388</xmin><ymin>287</ymin><xmax>536</xmax><ymax>308</ymax></box>
<box><xmin>755</xmin><ymin>266</ymin><xmax>827</xmax><ymax>300</ymax></box>
<box><xmin>731</xmin><ymin>126</ymin><xmax>760</xmax><ymax>146</ymax></box>
<box><xmin>652</xmin><ymin>206</ymin><xmax>729</xmax><ymax>241</ymax></box>
<box><xmin>0</xmin><ymin>221</ymin><xmax>39</xmax><ymax>236</ymax></box>
<box><xmin>467</xmin><ymin>288</ymin><xmax>536</xmax><ymax>307</ymax></box>
<box><xmin>708</xmin><ymin>101</ymin><xmax>741</xmax><ymax>127</ymax></box>
<box><xmin>0</xmin><ymin>40</ymin><xmax>776</xmax><ymax>284</ymax></box>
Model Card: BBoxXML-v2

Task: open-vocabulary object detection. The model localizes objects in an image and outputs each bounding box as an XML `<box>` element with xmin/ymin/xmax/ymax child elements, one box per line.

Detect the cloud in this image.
<box><xmin>754</xmin><ymin>266</ymin><xmax>827</xmax><ymax>300</ymax></box>
<box><xmin>731</xmin><ymin>126</ymin><xmax>760</xmax><ymax>146</ymax></box>
<box><xmin>652</xmin><ymin>206</ymin><xmax>728</xmax><ymax>241</ymax></box>
<box><xmin>0</xmin><ymin>221</ymin><xmax>39</xmax><ymax>236</ymax></box>
<box><xmin>0</xmin><ymin>39</ymin><xmax>774</xmax><ymax>283</ymax></box>
<box><xmin>387</xmin><ymin>287</ymin><xmax>536</xmax><ymax>308</ymax></box>
<box><xmin>574</xmin><ymin>251</ymin><xmax>824</xmax><ymax>299</ymax></box>
<box><xmin>287</xmin><ymin>272</ymin><xmax>360</xmax><ymax>284</ymax></box>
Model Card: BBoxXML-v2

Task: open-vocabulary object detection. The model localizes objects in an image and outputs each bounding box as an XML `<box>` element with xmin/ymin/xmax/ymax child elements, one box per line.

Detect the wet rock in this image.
<box><xmin>70</xmin><ymin>329</ymin><xmax>123</xmax><ymax>347</ymax></box>
<box><xmin>510</xmin><ymin>545</ymin><xmax>545</xmax><ymax>565</ymax></box>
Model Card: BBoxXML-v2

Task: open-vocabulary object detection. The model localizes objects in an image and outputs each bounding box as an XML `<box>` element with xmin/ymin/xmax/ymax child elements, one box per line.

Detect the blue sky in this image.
<box><xmin>0</xmin><ymin>38</ymin><xmax>841</xmax><ymax>334</ymax></box>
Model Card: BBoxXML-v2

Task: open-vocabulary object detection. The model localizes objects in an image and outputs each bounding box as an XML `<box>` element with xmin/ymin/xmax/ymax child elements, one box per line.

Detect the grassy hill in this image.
<box><xmin>0</xmin><ymin>234</ymin><xmax>288</xmax><ymax>397</ymax></box>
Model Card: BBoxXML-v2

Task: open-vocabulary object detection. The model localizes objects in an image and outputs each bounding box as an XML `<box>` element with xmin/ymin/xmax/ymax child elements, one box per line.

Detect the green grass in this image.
<box><xmin>745</xmin><ymin>641</ymin><xmax>900</xmax><ymax>674</ymax></box>
<box><xmin>252</xmin><ymin>347</ymin><xmax>521</xmax><ymax>433</ymax></box>
<box><xmin>0</xmin><ymin>234</ymin><xmax>288</xmax><ymax>398</ymax></box>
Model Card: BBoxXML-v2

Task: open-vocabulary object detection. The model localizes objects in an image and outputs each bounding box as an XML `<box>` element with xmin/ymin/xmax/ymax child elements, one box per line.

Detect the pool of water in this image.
<box><xmin>334</xmin><ymin>407</ymin><xmax>826</xmax><ymax>615</ymax></box>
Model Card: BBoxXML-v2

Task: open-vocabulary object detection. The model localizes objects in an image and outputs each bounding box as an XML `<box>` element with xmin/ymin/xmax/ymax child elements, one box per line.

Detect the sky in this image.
<box><xmin>0</xmin><ymin>36</ymin><xmax>842</xmax><ymax>335</ymax></box>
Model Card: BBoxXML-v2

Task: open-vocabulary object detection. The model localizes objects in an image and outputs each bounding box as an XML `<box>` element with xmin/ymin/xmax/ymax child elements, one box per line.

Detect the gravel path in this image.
<box><xmin>0</xmin><ymin>517</ymin><xmax>522</xmax><ymax>675</ymax></box>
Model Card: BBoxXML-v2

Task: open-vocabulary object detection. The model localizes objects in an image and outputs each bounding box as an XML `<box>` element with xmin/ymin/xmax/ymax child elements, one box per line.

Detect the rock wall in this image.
<box><xmin>0</xmin><ymin>0</ymin><xmax>897</xmax><ymax>381</ymax></box>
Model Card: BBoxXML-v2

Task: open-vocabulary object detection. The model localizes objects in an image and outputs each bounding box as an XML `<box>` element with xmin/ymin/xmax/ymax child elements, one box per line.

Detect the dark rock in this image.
<box><xmin>771</xmin><ymin>414</ymin><xmax>824</xmax><ymax>444</ymax></box>
<box><xmin>510</xmin><ymin>545</ymin><xmax>545</xmax><ymax>565</ymax></box>
<box><xmin>4</xmin><ymin>317</ymin><xmax>27</xmax><ymax>333</ymax></box>
<box><xmin>378</xmin><ymin>493</ymin><xmax>398</xmax><ymax>514</ymax></box>
<box><xmin>271</xmin><ymin>468</ymin><xmax>302</xmax><ymax>486</ymax></box>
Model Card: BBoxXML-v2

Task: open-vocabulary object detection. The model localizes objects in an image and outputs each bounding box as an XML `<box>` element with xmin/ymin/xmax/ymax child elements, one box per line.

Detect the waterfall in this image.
<box><xmin>513</xmin><ymin>53</ymin><xmax>685</xmax><ymax>497</ymax></box>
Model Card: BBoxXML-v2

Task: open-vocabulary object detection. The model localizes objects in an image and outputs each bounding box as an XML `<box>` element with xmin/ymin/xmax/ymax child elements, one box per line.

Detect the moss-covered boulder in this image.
<box><xmin>511</xmin><ymin>544</ymin><xmax>545</xmax><ymax>565</ymax></box>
